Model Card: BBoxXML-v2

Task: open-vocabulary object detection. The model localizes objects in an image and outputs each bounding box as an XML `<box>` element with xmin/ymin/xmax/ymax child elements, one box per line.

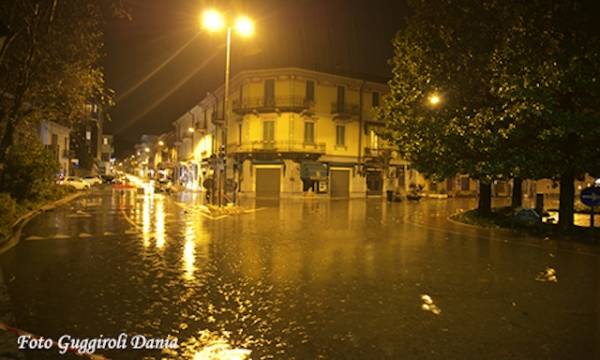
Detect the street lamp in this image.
<box><xmin>201</xmin><ymin>9</ymin><xmax>255</xmax><ymax>206</ymax></box>
<box><xmin>158</xmin><ymin>140</ymin><xmax>164</xmax><ymax>146</ymax></box>
<box><xmin>428</xmin><ymin>93</ymin><xmax>442</xmax><ymax>106</ymax></box>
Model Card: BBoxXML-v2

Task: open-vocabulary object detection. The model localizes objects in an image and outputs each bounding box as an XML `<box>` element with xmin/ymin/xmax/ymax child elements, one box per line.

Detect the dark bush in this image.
<box><xmin>0</xmin><ymin>138</ymin><xmax>59</xmax><ymax>201</ymax></box>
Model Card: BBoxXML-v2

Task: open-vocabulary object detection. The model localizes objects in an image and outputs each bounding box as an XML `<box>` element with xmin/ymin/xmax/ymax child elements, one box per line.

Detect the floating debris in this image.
<box><xmin>420</xmin><ymin>294</ymin><xmax>442</xmax><ymax>315</ymax></box>
<box><xmin>535</xmin><ymin>267</ymin><xmax>558</xmax><ymax>283</ymax></box>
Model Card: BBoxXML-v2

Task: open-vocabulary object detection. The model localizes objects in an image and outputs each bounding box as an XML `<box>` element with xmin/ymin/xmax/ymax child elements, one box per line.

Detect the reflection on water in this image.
<box><xmin>155</xmin><ymin>195</ymin><xmax>166</xmax><ymax>249</ymax></box>
<box><xmin>3</xmin><ymin>194</ymin><xmax>599</xmax><ymax>360</ymax></box>
<box><xmin>142</xmin><ymin>192</ymin><xmax>152</xmax><ymax>247</ymax></box>
<box><xmin>183</xmin><ymin>223</ymin><xmax>196</xmax><ymax>281</ymax></box>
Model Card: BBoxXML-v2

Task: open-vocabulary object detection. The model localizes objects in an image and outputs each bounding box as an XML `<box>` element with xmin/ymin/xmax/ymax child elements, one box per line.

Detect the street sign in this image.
<box><xmin>580</xmin><ymin>187</ymin><xmax>600</xmax><ymax>207</ymax></box>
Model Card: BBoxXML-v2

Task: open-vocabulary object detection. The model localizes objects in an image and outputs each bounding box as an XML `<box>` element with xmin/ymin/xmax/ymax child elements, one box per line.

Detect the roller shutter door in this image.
<box><xmin>330</xmin><ymin>170</ymin><xmax>350</xmax><ymax>198</ymax></box>
<box><xmin>255</xmin><ymin>168</ymin><xmax>280</xmax><ymax>198</ymax></box>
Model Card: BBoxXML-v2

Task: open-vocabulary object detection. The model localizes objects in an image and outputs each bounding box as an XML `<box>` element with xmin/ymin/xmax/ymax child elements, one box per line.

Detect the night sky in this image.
<box><xmin>103</xmin><ymin>0</ymin><xmax>409</xmax><ymax>157</ymax></box>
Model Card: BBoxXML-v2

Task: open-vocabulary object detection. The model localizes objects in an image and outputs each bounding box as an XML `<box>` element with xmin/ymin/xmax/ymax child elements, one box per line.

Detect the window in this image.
<box><xmin>263</xmin><ymin>121</ymin><xmax>275</xmax><ymax>142</ymax></box>
<box><xmin>306</xmin><ymin>80</ymin><xmax>315</xmax><ymax>102</ymax></box>
<box><xmin>51</xmin><ymin>134</ymin><xmax>58</xmax><ymax>145</ymax></box>
<box><xmin>369</xmin><ymin>130</ymin><xmax>379</xmax><ymax>148</ymax></box>
<box><xmin>238</xmin><ymin>123</ymin><xmax>243</xmax><ymax>145</ymax></box>
<box><xmin>335</xmin><ymin>125</ymin><xmax>345</xmax><ymax>146</ymax></box>
<box><xmin>304</xmin><ymin>122</ymin><xmax>315</xmax><ymax>144</ymax></box>
<box><xmin>264</xmin><ymin>79</ymin><xmax>275</xmax><ymax>106</ymax></box>
<box><xmin>372</xmin><ymin>91</ymin><xmax>380</xmax><ymax>107</ymax></box>
<box><xmin>103</xmin><ymin>137</ymin><xmax>109</xmax><ymax>145</ymax></box>
<box><xmin>337</xmin><ymin>85</ymin><xmax>345</xmax><ymax>109</ymax></box>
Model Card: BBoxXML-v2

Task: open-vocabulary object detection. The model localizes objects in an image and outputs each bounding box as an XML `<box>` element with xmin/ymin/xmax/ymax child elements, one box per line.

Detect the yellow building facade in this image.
<box><xmin>184</xmin><ymin>67</ymin><xmax>410</xmax><ymax>198</ymax></box>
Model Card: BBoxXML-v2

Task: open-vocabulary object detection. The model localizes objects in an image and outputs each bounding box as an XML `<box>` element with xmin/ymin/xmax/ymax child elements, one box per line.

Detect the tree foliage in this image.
<box><xmin>0</xmin><ymin>0</ymin><xmax>121</xmax><ymax>169</ymax></box>
<box><xmin>490</xmin><ymin>0</ymin><xmax>600</xmax><ymax>227</ymax></box>
<box><xmin>378</xmin><ymin>0</ymin><xmax>511</xmax><ymax>212</ymax></box>
<box><xmin>379</xmin><ymin>0</ymin><xmax>600</xmax><ymax>225</ymax></box>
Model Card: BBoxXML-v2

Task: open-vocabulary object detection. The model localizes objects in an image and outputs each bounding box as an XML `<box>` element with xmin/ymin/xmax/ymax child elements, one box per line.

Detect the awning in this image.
<box><xmin>301</xmin><ymin>161</ymin><xmax>328</xmax><ymax>180</ymax></box>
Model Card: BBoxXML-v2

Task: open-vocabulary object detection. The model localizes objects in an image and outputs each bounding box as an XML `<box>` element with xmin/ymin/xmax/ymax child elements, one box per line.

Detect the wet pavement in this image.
<box><xmin>0</xmin><ymin>187</ymin><xmax>599</xmax><ymax>359</ymax></box>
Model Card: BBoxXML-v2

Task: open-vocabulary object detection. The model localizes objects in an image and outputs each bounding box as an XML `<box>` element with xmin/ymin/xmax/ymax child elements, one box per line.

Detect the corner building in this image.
<box><xmin>209</xmin><ymin>67</ymin><xmax>407</xmax><ymax>198</ymax></box>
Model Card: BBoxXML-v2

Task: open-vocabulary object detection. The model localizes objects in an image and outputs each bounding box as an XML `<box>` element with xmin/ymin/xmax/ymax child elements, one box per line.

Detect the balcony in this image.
<box><xmin>364</xmin><ymin>147</ymin><xmax>390</xmax><ymax>158</ymax></box>
<box><xmin>229</xmin><ymin>140</ymin><xmax>326</xmax><ymax>154</ymax></box>
<box><xmin>331</xmin><ymin>102</ymin><xmax>359</xmax><ymax>119</ymax></box>
<box><xmin>232</xmin><ymin>96</ymin><xmax>313</xmax><ymax>115</ymax></box>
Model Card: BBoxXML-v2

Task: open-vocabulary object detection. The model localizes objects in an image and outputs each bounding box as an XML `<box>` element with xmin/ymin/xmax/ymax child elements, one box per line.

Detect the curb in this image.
<box><xmin>0</xmin><ymin>191</ymin><xmax>86</xmax><ymax>255</ymax></box>
<box><xmin>446</xmin><ymin>210</ymin><xmax>518</xmax><ymax>235</ymax></box>
<box><xmin>447</xmin><ymin>210</ymin><xmax>600</xmax><ymax>245</ymax></box>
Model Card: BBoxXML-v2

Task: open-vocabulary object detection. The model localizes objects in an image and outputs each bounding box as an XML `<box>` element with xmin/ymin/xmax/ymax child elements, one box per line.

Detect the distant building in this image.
<box><xmin>100</xmin><ymin>134</ymin><xmax>114</xmax><ymax>175</ymax></box>
<box><xmin>173</xmin><ymin>105</ymin><xmax>214</xmax><ymax>190</ymax></box>
<box><xmin>39</xmin><ymin>120</ymin><xmax>71</xmax><ymax>177</ymax></box>
<box><xmin>70</xmin><ymin>103</ymin><xmax>104</xmax><ymax>176</ymax></box>
<box><xmin>133</xmin><ymin>135</ymin><xmax>158</xmax><ymax>178</ymax></box>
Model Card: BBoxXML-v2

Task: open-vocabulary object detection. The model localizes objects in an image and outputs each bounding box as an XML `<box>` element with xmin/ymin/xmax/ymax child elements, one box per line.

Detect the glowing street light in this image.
<box><xmin>144</xmin><ymin>147</ymin><xmax>150</xmax><ymax>153</ymax></box>
<box><xmin>428</xmin><ymin>93</ymin><xmax>442</xmax><ymax>106</ymax></box>
<box><xmin>158</xmin><ymin>140</ymin><xmax>164</xmax><ymax>146</ymax></box>
<box><xmin>188</xmin><ymin>127</ymin><xmax>195</xmax><ymax>133</ymax></box>
<box><xmin>202</xmin><ymin>9</ymin><xmax>225</xmax><ymax>32</ymax></box>
<box><xmin>234</xmin><ymin>16</ymin><xmax>255</xmax><ymax>37</ymax></box>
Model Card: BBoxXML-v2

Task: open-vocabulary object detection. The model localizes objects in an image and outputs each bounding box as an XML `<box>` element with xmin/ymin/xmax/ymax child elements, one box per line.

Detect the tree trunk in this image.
<box><xmin>511</xmin><ymin>177</ymin><xmax>523</xmax><ymax>208</ymax></box>
<box><xmin>558</xmin><ymin>171</ymin><xmax>575</xmax><ymax>230</ymax></box>
<box><xmin>478</xmin><ymin>181</ymin><xmax>492</xmax><ymax>214</ymax></box>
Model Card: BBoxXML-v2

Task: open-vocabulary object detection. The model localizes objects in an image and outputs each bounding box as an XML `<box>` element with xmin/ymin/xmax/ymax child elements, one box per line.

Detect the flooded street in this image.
<box><xmin>1</xmin><ymin>188</ymin><xmax>599</xmax><ymax>359</ymax></box>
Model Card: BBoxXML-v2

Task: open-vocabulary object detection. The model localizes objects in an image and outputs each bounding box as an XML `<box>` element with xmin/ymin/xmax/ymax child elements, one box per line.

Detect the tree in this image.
<box><xmin>491</xmin><ymin>0</ymin><xmax>600</xmax><ymax>228</ymax></box>
<box><xmin>0</xmin><ymin>1</ymin><xmax>122</xmax><ymax>177</ymax></box>
<box><xmin>378</xmin><ymin>0</ymin><xmax>514</xmax><ymax>214</ymax></box>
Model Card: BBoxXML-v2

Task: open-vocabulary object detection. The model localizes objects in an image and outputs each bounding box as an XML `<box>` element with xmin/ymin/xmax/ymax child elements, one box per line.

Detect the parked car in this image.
<box><xmin>100</xmin><ymin>175</ymin><xmax>115</xmax><ymax>184</ymax></box>
<box><xmin>82</xmin><ymin>176</ymin><xmax>103</xmax><ymax>186</ymax></box>
<box><xmin>59</xmin><ymin>176</ymin><xmax>91</xmax><ymax>190</ymax></box>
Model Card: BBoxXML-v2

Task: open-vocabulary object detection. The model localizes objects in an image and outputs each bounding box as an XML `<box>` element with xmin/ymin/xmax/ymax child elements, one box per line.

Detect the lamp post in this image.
<box><xmin>202</xmin><ymin>9</ymin><xmax>254</xmax><ymax>206</ymax></box>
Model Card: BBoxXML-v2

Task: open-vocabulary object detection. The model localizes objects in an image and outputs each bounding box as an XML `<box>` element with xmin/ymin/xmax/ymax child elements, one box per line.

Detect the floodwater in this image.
<box><xmin>1</xmin><ymin>188</ymin><xmax>599</xmax><ymax>359</ymax></box>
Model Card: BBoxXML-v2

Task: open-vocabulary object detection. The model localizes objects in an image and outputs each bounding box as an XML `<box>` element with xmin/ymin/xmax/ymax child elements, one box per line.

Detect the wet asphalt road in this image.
<box><xmin>0</xmin><ymin>187</ymin><xmax>599</xmax><ymax>360</ymax></box>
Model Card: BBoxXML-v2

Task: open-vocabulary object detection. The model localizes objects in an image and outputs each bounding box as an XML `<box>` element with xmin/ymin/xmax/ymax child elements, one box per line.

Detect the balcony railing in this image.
<box><xmin>229</xmin><ymin>140</ymin><xmax>326</xmax><ymax>153</ymax></box>
<box><xmin>331</xmin><ymin>102</ymin><xmax>359</xmax><ymax>118</ymax></box>
<box><xmin>364</xmin><ymin>147</ymin><xmax>390</xmax><ymax>158</ymax></box>
<box><xmin>233</xmin><ymin>96</ymin><xmax>313</xmax><ymax>114</ymax></box>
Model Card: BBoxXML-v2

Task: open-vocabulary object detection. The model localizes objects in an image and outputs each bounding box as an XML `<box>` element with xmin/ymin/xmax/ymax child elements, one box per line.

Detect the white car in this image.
<box><xmin>82</xmin><ymin>176</ymin><xmax>102</xmax><ymax>186</ymax></box>
<box><xmin>59</xmin><ymin>177</ymin><xmax>91</xmax><ymax>190</ymax></box>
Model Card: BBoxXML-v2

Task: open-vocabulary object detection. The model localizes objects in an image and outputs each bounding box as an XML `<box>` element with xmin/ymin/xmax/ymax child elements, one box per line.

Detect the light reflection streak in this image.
<box><xmin>155</xmin><ymin>195</ymin><xmax>165</xmax><ymax>249</ymax></box>
<box><xmin>142</xmin><ymin>192</ymin><xmax>152</xmax><ymax>247</ymax></box>
<box><xmin>183</xmin><ymin>223</ymin><xmax>196</xmax><ymax>281</ymax></box>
